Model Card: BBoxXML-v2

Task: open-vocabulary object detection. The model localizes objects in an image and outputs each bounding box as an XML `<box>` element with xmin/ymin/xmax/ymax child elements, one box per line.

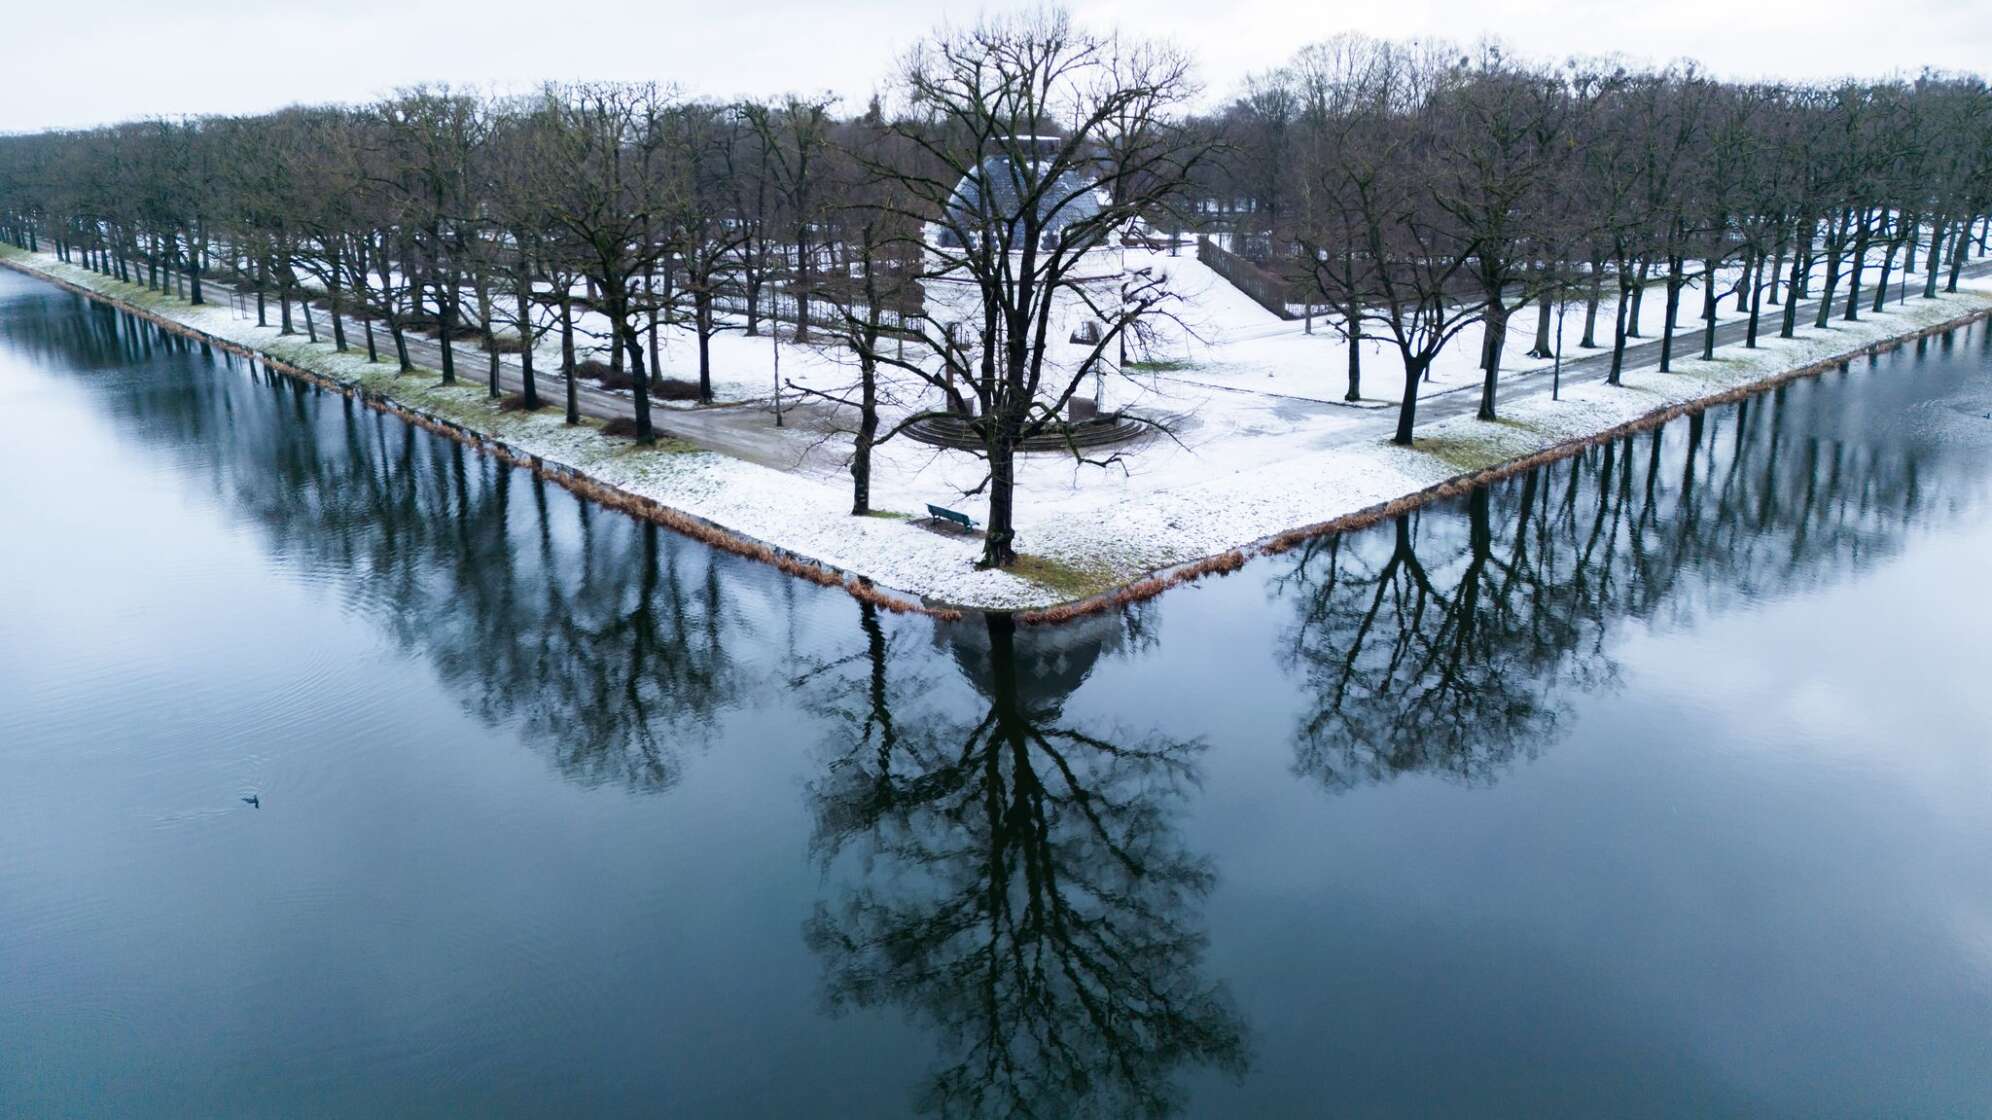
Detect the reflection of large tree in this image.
<box><xmin>800</xmin><ymin>607</ymin><xmax>1246</xmax><ymax>1119</ymax></box>
<box><xmin>55</xmin><ymin>306</ymin><xmax>751</xmax><ymax>790</ymax></box>
<box><xmin>1284</xmin><ymin>380</ymin><xmax>1979</xmax><ymax>791</ymax></box>
<box><xmin>1282</xmin><ymin>484</ymin><xmax>1569</xmax><ymax>791</ymax></box>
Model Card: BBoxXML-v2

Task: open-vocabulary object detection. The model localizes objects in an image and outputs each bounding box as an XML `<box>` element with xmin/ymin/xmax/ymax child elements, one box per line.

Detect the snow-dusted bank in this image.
<box><xmin>8</xmin><ymin>242</ymin><xmax>1991</xmax><ymax>618</ymax></box>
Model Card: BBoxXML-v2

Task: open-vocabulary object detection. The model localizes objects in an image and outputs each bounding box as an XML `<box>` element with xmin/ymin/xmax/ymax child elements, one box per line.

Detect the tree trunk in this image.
<box><xmin>621</xmin><ymin>309</ymin><xmax>655</xmax><ymax>444</ymax></box>
<box><xmin>1608</xmin><ymin>275</ymin><xmax>1633</xmax><ymax>384</ymax></box>
<box><xmin>1872</xmin><ymin>234</ymin><xmax>1899</xmax><ymax>315</ymax></box>
<box><xmin>474</xmin><ymin>273</ymin><xmax>500</xmax><ymax>398</ymax></box>
<box><xmin>1812</xmin><ymin>217</ymin><xmax>1844</xmax><ymax>330</ymax></box>
<box><xmin>560</xmin><ymin>290</ymin><xmax>579</xmax><ymax>425</ymax></box>
<box><xmin>374</xmin><ymin>249</ymin><xmax>410</xmax><ymax>372</ymax></box>
<box><xmin>1746</xmin><ymin>252</ymin><xmax>1765</xmax><ymax>349</ymax></box>
<box><xmin>1393</xmin><ymin>356</ymin><xmax>1427</xmax><ymax>444</ymax></box>
<box><xmin>1780</xmin><ymin>242</ymin><xmax>1805</xmax><ymax>339</ymax></box>
<box><xmin>1663</xmin><ymin>251</ymin><xmax>1684</xmax><ymax>334</ymax></box>
<box><xmin>793</xmin><ymin>224</ymin><xmax>812</xmax><ymax>343</ymax></box>
<box><xmin>1945</xmin><ymin>218</ymin><xmax>1967</xmax><ymax>293</ymax></box>
<box><xmin>1477</xmin><ymin>291</ymin><xmax>1506</xmax><ymax>421</ymax></box>
<box><xmin>1628</xmin><ymin>259</ymin><xmax>1650</xmax><ymax>337</ymax></box>
<box><xmin>1530</xmin><ymin>285</ymin><xmax>1553</xmax><ymax>358</ymax></box>
<box><xmin>980</xmin><ymin>428</ymin><xmax>1017</xmax><ymax>567</ymax></box>
<box><xmin>437</xmin><ymin>273</ymin><xmax>457</xmax><ymax>384</ymax></box>
<box><xmin>516</xmin><ymin>274</ymin><xmax>538</xmax><ymax>410</ymax></box>
<box><xmin>1700</xmin><ymin>254</ymin><xmax>1719</xmax><ymax>362</ymax></box>
<box><xmin>1344</xmin><ymin>296</ymin><xmax>1361</xmax><ymax>402</ymax></box>
<box><xmin>852</xmin><ymin>358</ymin><xmax>877</xmax><ymax>516</ymax></box>
<box><xmin>1657</xmin><ymin>254</ymin><xmax>1682</xmax><ymax>371</ymax></box>
<box><xmin>1795</xmin><ymin>218</ymin><xmax>1815</xmax><ymax>300</ymax></box>
<box><xmin>1765</xmin><ymin>226</ymin><xmax>1789</xmax><ymax>311</ymax></box>
<box><xmin>696</xmin><ymin>289</ymin><xmax>715</xmax><ymax>402</ymax></box>
<box><xmin>644</xmin><ymin>262</ymin><xmax>661</xmax><ymax>392</ymax></box>
<box><xmin>328</xmin><ymin>247</ymin><xmax>348</xmax><ymax>352</ymax></box>
<box><xmin>1843</xmin><ymin>208</ymin><xmax>1872</xmax><ymax>321</ymax></box>
<box><xmin>1581</xmin><ymin>254</ymin><xmax>1602</xmax><ymax>348</ymax></box>
<box><xmin>1924</xmin><ymin>214</ymin><xmax>1948</xmax><ymax>300</ymax></box>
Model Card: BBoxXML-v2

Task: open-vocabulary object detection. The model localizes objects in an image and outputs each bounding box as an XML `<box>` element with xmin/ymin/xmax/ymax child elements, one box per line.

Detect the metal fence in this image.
<box><xmin>1196</xmin><ymin>236</ymin><xmax>1296</xmax><ymax>320</ymax></box>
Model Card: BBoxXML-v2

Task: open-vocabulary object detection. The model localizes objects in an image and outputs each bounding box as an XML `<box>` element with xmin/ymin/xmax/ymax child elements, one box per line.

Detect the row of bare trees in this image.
<box><xmin>1201</xmin><ymin>39</ymin><xmax>1992</xmax><ymax>442</ymax></box>
<box><xmin>3</xmin><ymin>20</ymin><xmax>1989</xmax><ymax>564</ymax></box>
<box><xmin>0</xmin><ymin>13</ymin><xmax>1208</xmax><ymax>570</ymax></box>
<box><xmin>0</xmin><ymin>84</ymin><xmax>853</xmax><ymax>438</ymax></box>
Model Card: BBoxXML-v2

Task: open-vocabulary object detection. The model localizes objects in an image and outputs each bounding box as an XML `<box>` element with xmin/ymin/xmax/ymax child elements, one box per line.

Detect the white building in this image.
<box><xmin>923</xmin><ymin>137</ymin><xmax>1126</xmax><ymax>418</ymax></box>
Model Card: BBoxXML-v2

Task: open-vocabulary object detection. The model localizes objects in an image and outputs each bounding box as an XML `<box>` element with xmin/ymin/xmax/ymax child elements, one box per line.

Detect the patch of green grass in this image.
<box><xmin>625</xmin><ymin>435</ymin><xmax>702</xmax><ymax>455</ymax></box>
<box><xmin>1415</xmin><ymin>431</ymin><xmax>1525</xmax><ymax>473</ymax></box>
<box><xmin>1412</xmin><ymin>415</ymin><xmax>1543</xmax><ymax>471</ymax></box>
<box><xmin>1127</xmin><ymin>358</ymin><xmax>1196</xmax><ymax>373</ymax></box>
<box><xmin>863</xmin><ymin>509</ymin><xmax>911</xmax><ymax>520</ymax></box>
<box><xmin>1008</xmin><ymin>553</ymin><xmax>1116</xmax><ymax>599</ymax></box>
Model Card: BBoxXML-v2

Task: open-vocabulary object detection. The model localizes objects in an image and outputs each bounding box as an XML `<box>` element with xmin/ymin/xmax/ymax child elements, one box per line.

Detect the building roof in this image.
<box><xmin>943</xmin><ymin>153</ymin><xmax>1107</xmax><ymax>247</ymax></box>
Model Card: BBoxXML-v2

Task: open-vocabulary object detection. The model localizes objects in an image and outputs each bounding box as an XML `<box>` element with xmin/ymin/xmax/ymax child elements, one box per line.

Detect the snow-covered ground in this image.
<box><xmin>1139</xmin><ymin>249</ymin><xmax>1922</xmax><ymax>409</ymax></box>
<box><xmin>8</xmin><ymin>242</ymin><xmax>1989</xmax><ymax>612</ymax></box>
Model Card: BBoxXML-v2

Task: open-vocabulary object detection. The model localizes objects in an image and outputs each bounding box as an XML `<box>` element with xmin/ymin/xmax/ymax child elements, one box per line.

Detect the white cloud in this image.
<box><xmin>4</xmin><ymin>0</ymin><xmax>1987</xmax><ymax>132</ymax></box>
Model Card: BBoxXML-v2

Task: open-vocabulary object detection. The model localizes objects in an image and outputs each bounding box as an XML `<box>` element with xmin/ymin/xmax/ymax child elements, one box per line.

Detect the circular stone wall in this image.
<box><xmin>902</xmin><ymin>411</ymin><xmax>1149</xmax><ymax>453</ymax></box>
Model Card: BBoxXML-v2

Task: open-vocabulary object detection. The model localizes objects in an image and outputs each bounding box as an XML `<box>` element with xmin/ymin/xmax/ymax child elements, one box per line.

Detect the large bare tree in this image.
<box><xmin>858</xmin><ymin>13</ymin><xmax>1211</xmax><ymax>568</ymax></box>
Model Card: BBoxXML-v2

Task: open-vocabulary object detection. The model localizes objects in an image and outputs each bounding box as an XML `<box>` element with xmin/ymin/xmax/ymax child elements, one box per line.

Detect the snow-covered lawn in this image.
<box><xmin>1135</xmin><ymin>249</ymin><xmax>1923</xmax><ymax>410</ymax></box>
<box><xmin>8</xmin><ymin>243</ymin><xmax>1988</xmax><ymax>613</ymax></box>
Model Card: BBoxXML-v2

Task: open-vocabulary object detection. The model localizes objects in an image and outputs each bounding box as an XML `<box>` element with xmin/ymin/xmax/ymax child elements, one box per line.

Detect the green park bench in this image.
<box><xmin>926</xmin><ymin>504</ymin><xmax>979</xmax><ymax>533</ymax></box>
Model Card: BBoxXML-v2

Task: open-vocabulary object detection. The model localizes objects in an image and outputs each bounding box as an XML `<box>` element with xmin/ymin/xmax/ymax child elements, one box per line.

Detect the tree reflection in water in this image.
<box><xmin>1279</xmin><ymin>378</ymin><xmax>1977</xmax><ymax>792</ymax></box>
<box><xmin>67</xmin><ymin>306</ymin><xmax>748</xmax><ymax>790</ymax></box>
<box><xmin>798</xmin><ymin>605</ymin><xmax>1247</xmax><ymax>1119</ymax></box>
<box><xmin>44</xmin><ymin>299</ymin><xmax>1992</xmax><ymax>1114</ymax></box>
<box><xmin>60</xmin><ymin>320</ymin><xmax>1247</xmax><ymax>1120</ymax></box>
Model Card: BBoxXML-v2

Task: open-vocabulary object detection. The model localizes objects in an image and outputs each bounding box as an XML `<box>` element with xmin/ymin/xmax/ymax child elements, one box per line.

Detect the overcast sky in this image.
<box><xmin>6</xmin><ymin>0</ymin><xmax>1989</xmax><ymax>133</ymax></box>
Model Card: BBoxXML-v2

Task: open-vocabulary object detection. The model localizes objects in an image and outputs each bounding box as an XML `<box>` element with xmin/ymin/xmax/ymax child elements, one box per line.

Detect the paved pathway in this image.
<box><xmin>1399</xmin><ymin>263</ymin><xmax>1992</xmax><ymax>435</ymax></box>
<box><xmin>194</xmin><ymin>255</ymin><xmax>1992</xmax><ymax>471</ymax></box>
<box><xmin>1176</xmin><ymin>259</ymin><xmax>1992</xmax><ymax>446</ymax></box>
<box><xmin>207</xmin><ymin>279</ymin><xmax>847</xmax><ymax>474</ymax></box>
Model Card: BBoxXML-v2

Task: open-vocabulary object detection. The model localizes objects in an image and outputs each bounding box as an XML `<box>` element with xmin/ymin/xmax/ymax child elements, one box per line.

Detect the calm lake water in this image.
<box><xmin>3</xmin><ymin>266</ymin><xmax>1990</xmax><ymax>1118</ymax></box>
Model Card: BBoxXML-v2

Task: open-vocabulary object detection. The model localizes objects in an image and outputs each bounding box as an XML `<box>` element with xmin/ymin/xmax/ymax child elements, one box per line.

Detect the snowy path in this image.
<box><xmin>1313</xmin><ymin>273</ymin><xmax>1992</xmax><ymax>441</ymax></box>
<box><xmin>171</xmin><ymin>224</ymin><xmax>1992</xmax><ymax>474</ymax></box>
<box><xmin>12</xmin><ymin>244</ymin><xmax>1992</xmax><ymax>612</ymax></box>
<box><xmin>209</xmin><ymin>255</ymin><xmax>1989</xmax><ymax>468</ymax></box>
<box><xmin>204</xmin><ymin>279</ymin><xmax>858</xmax><ymax>477</ymax></box>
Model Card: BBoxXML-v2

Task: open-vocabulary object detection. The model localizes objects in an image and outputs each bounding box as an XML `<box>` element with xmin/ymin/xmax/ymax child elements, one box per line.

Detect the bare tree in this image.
<box><xmin>663</xmin><ymin>101</ymin><xmax>752</xmax><ymax>402</ymax></box>
<box><xmin>534</xmin><ymin>82</ymin><xmax>681</xmax><ymax>443</ymax></box>
<box><xmin>859</xmin><ymin>13</ymin><xmax>1211</xmax><ymax>567</ymax></box>
<box><xmin>802</xmin><ymin>114</ymin><xmax>925</xmax><ymax>514</ymax></box>
<box><xmin>742</xmin><ymin>94</ymin><xmax>836</xmax><ymax>341</ymax></box>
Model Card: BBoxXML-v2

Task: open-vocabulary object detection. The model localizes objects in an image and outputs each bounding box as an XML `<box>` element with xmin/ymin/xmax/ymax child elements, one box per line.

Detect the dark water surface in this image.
<box><xmin>3</xmin><ymin>267</ymin><xmax>1990</xmax><ymax>1118</ymax></box>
